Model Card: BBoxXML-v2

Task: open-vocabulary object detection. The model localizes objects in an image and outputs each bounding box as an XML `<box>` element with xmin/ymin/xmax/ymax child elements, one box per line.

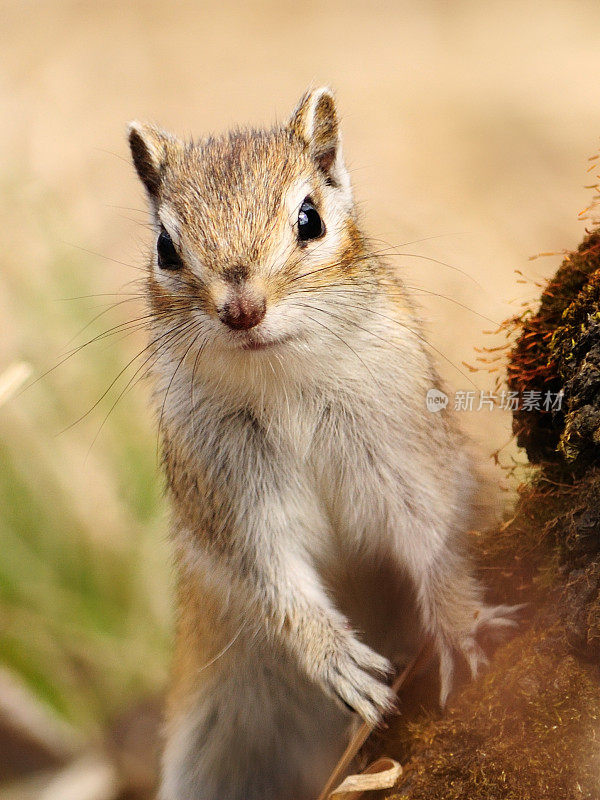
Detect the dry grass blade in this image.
<box><xmin>0</xmin><ymin>363</ymin><xmax>32</xmax><ymax>408</ymax></box>
<box><xmin>38</xmin><ymin>755</ymin><xmax>119</xmax><ymax>800</ymax></box>
<box><xmin>329</xmin><ymin>757</ymin><xmax>402</xmax><ymax>799</ymax></box>
<box><xmin>316</xmin><ymin>638</ymin><xmax>433</xmax><ymax>800</ymax></box>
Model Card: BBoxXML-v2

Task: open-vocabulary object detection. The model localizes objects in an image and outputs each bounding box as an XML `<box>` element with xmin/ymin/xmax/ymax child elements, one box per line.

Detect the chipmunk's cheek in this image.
<box><xmin>257</xmin><ymin>303</ymin><xmax>306</xmax><ymax>344</ymax></box>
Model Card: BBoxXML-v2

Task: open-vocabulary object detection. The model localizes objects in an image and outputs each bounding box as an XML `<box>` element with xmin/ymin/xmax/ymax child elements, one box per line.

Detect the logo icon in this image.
<box><xmin>426</xmin><ymin>388</ymin><xmax>449</xmax><ymax>413</ymax></box>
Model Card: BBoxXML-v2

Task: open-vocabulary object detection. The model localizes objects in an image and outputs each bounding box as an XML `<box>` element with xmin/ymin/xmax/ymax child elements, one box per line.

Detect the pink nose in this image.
<box><xmin>219</xmin><ymin>293</ymin><xmax>266</xmax><ymax>330</ymax></box>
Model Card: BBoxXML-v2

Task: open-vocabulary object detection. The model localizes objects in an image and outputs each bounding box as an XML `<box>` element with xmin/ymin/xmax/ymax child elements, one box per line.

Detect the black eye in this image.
<box><xmin>157</xmin><ymin>227</ymin><xmax>183</xmax><ymax>270</ymax></box>
<box><xmin>297</xmin><ymin>198</ymin><xmax>325</xmax><ymax>242</ymax></box>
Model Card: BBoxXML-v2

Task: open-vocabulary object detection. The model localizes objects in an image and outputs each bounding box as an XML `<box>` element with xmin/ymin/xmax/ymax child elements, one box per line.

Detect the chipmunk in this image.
<box><xmin>127</xmin><ymin>87</ymin><xmax>517</xmax><ymax>800</ymax></box>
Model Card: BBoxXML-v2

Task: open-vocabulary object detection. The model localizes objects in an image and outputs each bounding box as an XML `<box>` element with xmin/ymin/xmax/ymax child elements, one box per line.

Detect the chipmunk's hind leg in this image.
<box><xmin>413</xmin><ymin>549</ymin><xmax>523</xmax><ymax>706</ymax></box>
<box><xmin>159</xmin><ymin>646</ymin><xmax>347</xmax><ymax>800</ymax></box>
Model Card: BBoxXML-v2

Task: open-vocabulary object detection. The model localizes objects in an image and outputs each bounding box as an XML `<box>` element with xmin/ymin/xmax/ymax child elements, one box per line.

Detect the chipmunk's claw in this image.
<box><xmin>436</xmin><ymin>602</ymin><xmax>523</xmax><ymax>707</ymax></box>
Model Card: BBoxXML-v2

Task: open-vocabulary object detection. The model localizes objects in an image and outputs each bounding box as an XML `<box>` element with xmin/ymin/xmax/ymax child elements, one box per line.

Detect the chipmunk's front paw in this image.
<box><xmin>321</xmin><ymin>634</ymin><xmax>396</xmax><ymax>727</ymax></box>
<box><xmin>435</xmin><ymin>603</ymin><xmax>523</xmax><ymax>707</ymax></box>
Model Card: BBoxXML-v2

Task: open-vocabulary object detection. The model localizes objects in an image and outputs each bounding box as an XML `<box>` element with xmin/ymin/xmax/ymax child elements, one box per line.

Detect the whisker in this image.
<box><xmin>288</xmin><ymin>281</ymin><xmax>499</xmax><ymax>326</ymax></box>
<box><xmin>290</xmin><ymin>240</ymin><xmax>481</xmax><ymax>292</ymax></box>
<box><xmin>61</xmin><ymin>241</ymin><xmax>148</xmax><ymax>273</ymax></box>
<box><xmin>289</xmin><ymin>299</ymin><xmax>479</xmax><ymax>389</ymax></box>
<box><xmin>60</xmin><ymin>317</ymin><xmax>198</xmax><ymax>437</ymax></box>
<box><xmin>81</xmin><ymin>318</ymin><xmax>203</xmax><ymax>460</ymax></box>
<box><xmin>157</xmin><ymin>323</ymin><xmax>208</xmax><ymax>447</ymax></box>
<box><xmin>366</xmin><ymin>236</ymin><xmax>480</xmax><ymax>288</ymax></box>
<box><xmin>294</xmin><ymin>304</ymin><xmax>382</xmax><ymax>388</ymax></box>
<box><xmin>55</xmin><ymin>277</ymin><xmax>146</xmax><ymax>302</ymax></box>
<box><xmin>60</xmin><ymin>311</ymin><xmax>170</xmax><ymax>358</ymax></box>
<box><xmin>61</xmin><ymin>296</ymin><xmax>145</xmax><ymax>349</ymax></box>
<box><xmin>189</xmin><ymin>335</ymin><xmax>208</xmax><ymax>440</ymax></box>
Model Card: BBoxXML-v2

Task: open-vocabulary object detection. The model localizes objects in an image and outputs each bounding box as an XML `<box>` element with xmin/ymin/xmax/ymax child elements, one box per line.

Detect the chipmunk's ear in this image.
<box><xmin>127</xmin><ymin>122</ymin><xmax>178</xmax><ymax>201</ymax></box>
<box><xmin>289</xmin><ymin>87</ymin><xmax>350</xmax><ymax>193</ymax></box>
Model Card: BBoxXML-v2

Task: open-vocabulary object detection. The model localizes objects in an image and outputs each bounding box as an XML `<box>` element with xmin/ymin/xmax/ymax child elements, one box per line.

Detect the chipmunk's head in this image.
<box><xmin>128</xmin><ymin>88</ymin><xmax>370</xmax><ymax>366</ymax></box>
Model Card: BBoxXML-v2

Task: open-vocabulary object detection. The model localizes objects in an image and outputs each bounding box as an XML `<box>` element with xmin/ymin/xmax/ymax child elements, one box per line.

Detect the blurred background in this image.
<box><xmin>1</xmin><ymin>1</ymin><xmax>600</xmax><ymax>797</ymax></box>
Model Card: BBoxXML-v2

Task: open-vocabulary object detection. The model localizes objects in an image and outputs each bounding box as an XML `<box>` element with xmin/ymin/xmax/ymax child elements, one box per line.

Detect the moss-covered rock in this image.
<box><xmin>393</xmin><ymin>629</ymin><xmax>600</xmax><ymax>800</ymax></box>
<box><xmin>368</xmin><ymin>228</ymin><xmax>600</xmax><ymax>800</ymax></box>
<box><xmin>507</xmin><ymin>229</ymin><xmax>600</xmax><ymax>465</ymax></box>
<box><xmin>551</xmin><ymin>264</ymin><xmax>600</xmax><ymax>466</ymax></box>
<box><xmin>368</xmin><ymin>469</ymin><xmax>600</xmax><ymax>800</ymax></box>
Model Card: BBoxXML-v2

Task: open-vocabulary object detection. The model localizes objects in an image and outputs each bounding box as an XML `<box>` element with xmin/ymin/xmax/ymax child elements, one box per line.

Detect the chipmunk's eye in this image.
<box><xmin>157</xmin><ymin>228</ymin><xmax>183</xmax><ymax>270</ymax></box>
<box><xmin>297</xmin><ymin>198</ymin><xmax>325</xmax><ymax>242</ymax></box>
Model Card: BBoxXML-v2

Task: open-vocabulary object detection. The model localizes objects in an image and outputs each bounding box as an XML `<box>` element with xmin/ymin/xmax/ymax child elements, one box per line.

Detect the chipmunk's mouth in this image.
<box><xmin>238</xmin><ymin>332</ymin><xmax>294</xmax><ymax>351</ymax></box>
